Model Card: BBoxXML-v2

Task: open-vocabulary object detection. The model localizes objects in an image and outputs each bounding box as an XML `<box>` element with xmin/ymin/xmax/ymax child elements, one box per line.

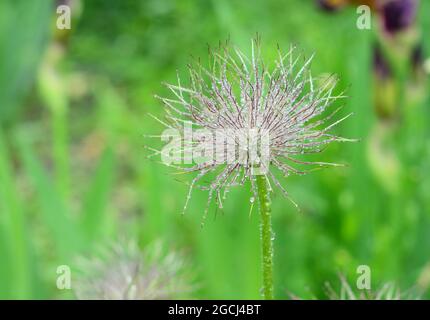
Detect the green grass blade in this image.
<box><xmin>16</xmin><ymin>132</ymin><xmax>85</xmax><ymax>259</ymax></box>
<box><xmin>0</xmin><ymin>130</ymin><xmax>31</xmax><ymax>298</ymax></box>
<box><xmin>81</xmin><ymin>147</ymin><xmax>116</xmax><ymax>240</ymax></box>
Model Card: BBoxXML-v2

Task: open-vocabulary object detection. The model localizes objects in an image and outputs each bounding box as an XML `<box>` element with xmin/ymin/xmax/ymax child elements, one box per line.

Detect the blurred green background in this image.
<box><xmin>0</xmin><ymin>0</ymin><xmax>430</xmax><ymax>299</ymax></box>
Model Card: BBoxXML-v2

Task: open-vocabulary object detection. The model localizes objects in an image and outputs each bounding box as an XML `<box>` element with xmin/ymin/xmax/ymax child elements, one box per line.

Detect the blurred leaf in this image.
<box><xmin>0</xmin><ymin>0</ymin><xmax>52</xmax><ymax>124</ymax></box>
<box><xmin>16</xmin><ymin>131</ymin><xmax>85</xmax><ymax>259</ymax></box>
<box><xmin>81</xmin><ymin>147</ymin><xmax>116</xmax><ymax>240</ymax></box>
<box><xmin>0</xmin><ymin>130</ymin><xmax>32</xmax><ymax>298</ymax></box>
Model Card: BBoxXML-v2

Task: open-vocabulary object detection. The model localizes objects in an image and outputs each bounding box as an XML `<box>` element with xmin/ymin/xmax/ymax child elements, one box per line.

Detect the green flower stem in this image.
<box><xmin>256</xmin><ymin>174</ymin><xmax>274</xmax><ymax>300</ymax></box>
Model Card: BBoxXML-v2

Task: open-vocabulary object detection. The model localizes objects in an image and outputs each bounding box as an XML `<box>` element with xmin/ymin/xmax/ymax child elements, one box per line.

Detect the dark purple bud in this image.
<box><xmin>381</xmin><ymin>0</ymin><xmax>417</xmax><ymax>34</ymax></box>
<box><xmin>411</xmin><ymin>44</ymin><xmax>423</xmax><ymax>65</ymax></box>
<box><xmin>411</xmin><ymin>44</ymin><xmax>424</xmax><ymax>72</ymax></box>
<box><xmin>373</xmin><ymin>45</ymin><xmax>392</xmax><ymax>79</ymax></box>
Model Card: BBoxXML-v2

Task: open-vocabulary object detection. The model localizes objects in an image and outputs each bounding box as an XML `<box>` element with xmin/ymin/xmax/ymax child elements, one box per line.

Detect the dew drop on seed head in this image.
<box><xmin>250</xmin><ymin>197</ymin><xmax>255</xmax><ymax>203</ymax></box>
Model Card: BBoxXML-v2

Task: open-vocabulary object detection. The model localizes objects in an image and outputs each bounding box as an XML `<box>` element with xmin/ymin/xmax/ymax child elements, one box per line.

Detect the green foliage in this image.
<box><xmin>0</xmin><ymin>0</ymin><xmax>429</xmax><ymax>299</ymax></box>
<box><xmin>0</xmin><ymin>0</ymin><xmax>53</xmax><ymax>124</ymax></box>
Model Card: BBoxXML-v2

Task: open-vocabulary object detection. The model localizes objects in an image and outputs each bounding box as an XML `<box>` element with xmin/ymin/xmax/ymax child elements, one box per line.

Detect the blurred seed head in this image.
<box><xmin>74</xmin><ymin>241</ymin><xmax>193</xmax><ymax>300</ymax></box>
<box><xmin>293</xmin><ymin>274</ymin><xmax>419</xmax><ymax>300</ymax></box>
<box><xmin>324</xmin><ymin>274</ymin><xmax>419</xmax><ymax>300</ymax></box>
<box><xmin>152</xmin><ymin>38</ymin><xmax>353</xmax><ymax>217</ymax></box>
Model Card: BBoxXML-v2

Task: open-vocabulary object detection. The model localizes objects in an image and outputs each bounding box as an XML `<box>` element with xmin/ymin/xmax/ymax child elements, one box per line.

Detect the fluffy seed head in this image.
<box><xmin>151</xmin><ymin>38</ymin><xmax>353</xmax><ymax>218</ymax></box>
<box><xmin>73</xmin><ymin>241</ymin><xmax>193</xmax><ymax>300</ymax></box>
<box><xmin>323</xmin><ymin>274</ymin><xmax>419</xmax><ymax>300</ymax></box>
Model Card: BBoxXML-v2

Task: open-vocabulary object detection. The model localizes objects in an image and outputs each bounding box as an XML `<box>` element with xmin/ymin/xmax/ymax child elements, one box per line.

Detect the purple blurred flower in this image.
<box><xmin>373</xmin><ymin>45</ymin><xmax>392</xmax><ymax>79</ymax></box>
<box><xmin>381</xmin><ymin>0</ymin><xmax>417</xmax><ymax>34</ymax></box>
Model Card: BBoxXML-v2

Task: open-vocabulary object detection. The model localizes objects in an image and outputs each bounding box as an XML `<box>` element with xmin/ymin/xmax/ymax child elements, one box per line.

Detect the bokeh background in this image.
<box><xmin>0</xmin><ymin>0</ymin><xmax>429</xmax><ymax>299</ymax></box>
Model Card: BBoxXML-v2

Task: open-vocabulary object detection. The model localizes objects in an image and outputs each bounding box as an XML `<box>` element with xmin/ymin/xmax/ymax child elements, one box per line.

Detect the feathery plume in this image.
<box><xmin>73</xmin><ymin>241</ymin><xmax>193</xmax><ymax>300</ymax></box>
<box><xmin>151</xmin><ymin>38</ymin><xmax>353</xmax><ymax>219</ymax></box>
<box><xmin>323</xmin><ymin>274</ymin><xmax>419</xmax><ymax>300</ymax></box>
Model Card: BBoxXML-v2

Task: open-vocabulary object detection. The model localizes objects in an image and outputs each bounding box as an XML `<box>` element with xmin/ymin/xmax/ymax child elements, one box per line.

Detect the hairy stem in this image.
<box><xmin>256</xmin><ymin>174</ymin><xmax>274</xmax><ymax>300</ymax></box>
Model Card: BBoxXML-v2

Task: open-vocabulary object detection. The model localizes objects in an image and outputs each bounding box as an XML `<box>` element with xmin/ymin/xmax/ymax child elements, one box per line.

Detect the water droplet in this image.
<box><xmin>259</xmin><ymin>287</ymin><xmax>265</xmax><ymax>296</ymax></box>
<box><xmin>250</xmin><ymin>197</ymin><xmax>255</xmax><ymax>203</ymax></box>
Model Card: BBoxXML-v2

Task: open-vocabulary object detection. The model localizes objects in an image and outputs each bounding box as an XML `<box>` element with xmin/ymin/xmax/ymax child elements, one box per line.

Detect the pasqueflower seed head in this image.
<box><xmin>323</xmin><ymin>274</ymin><xmax>419</xmax><ymax>300</ymax></box>
<box><xmin>73</xmin><ymin>241</ymin><xmax>193</xmax><ymax>300</ymax></box>
<box><xmin>150</xmin><ymin>38</ymin><xmax>354</xmax><ymax>220</ymax></box>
